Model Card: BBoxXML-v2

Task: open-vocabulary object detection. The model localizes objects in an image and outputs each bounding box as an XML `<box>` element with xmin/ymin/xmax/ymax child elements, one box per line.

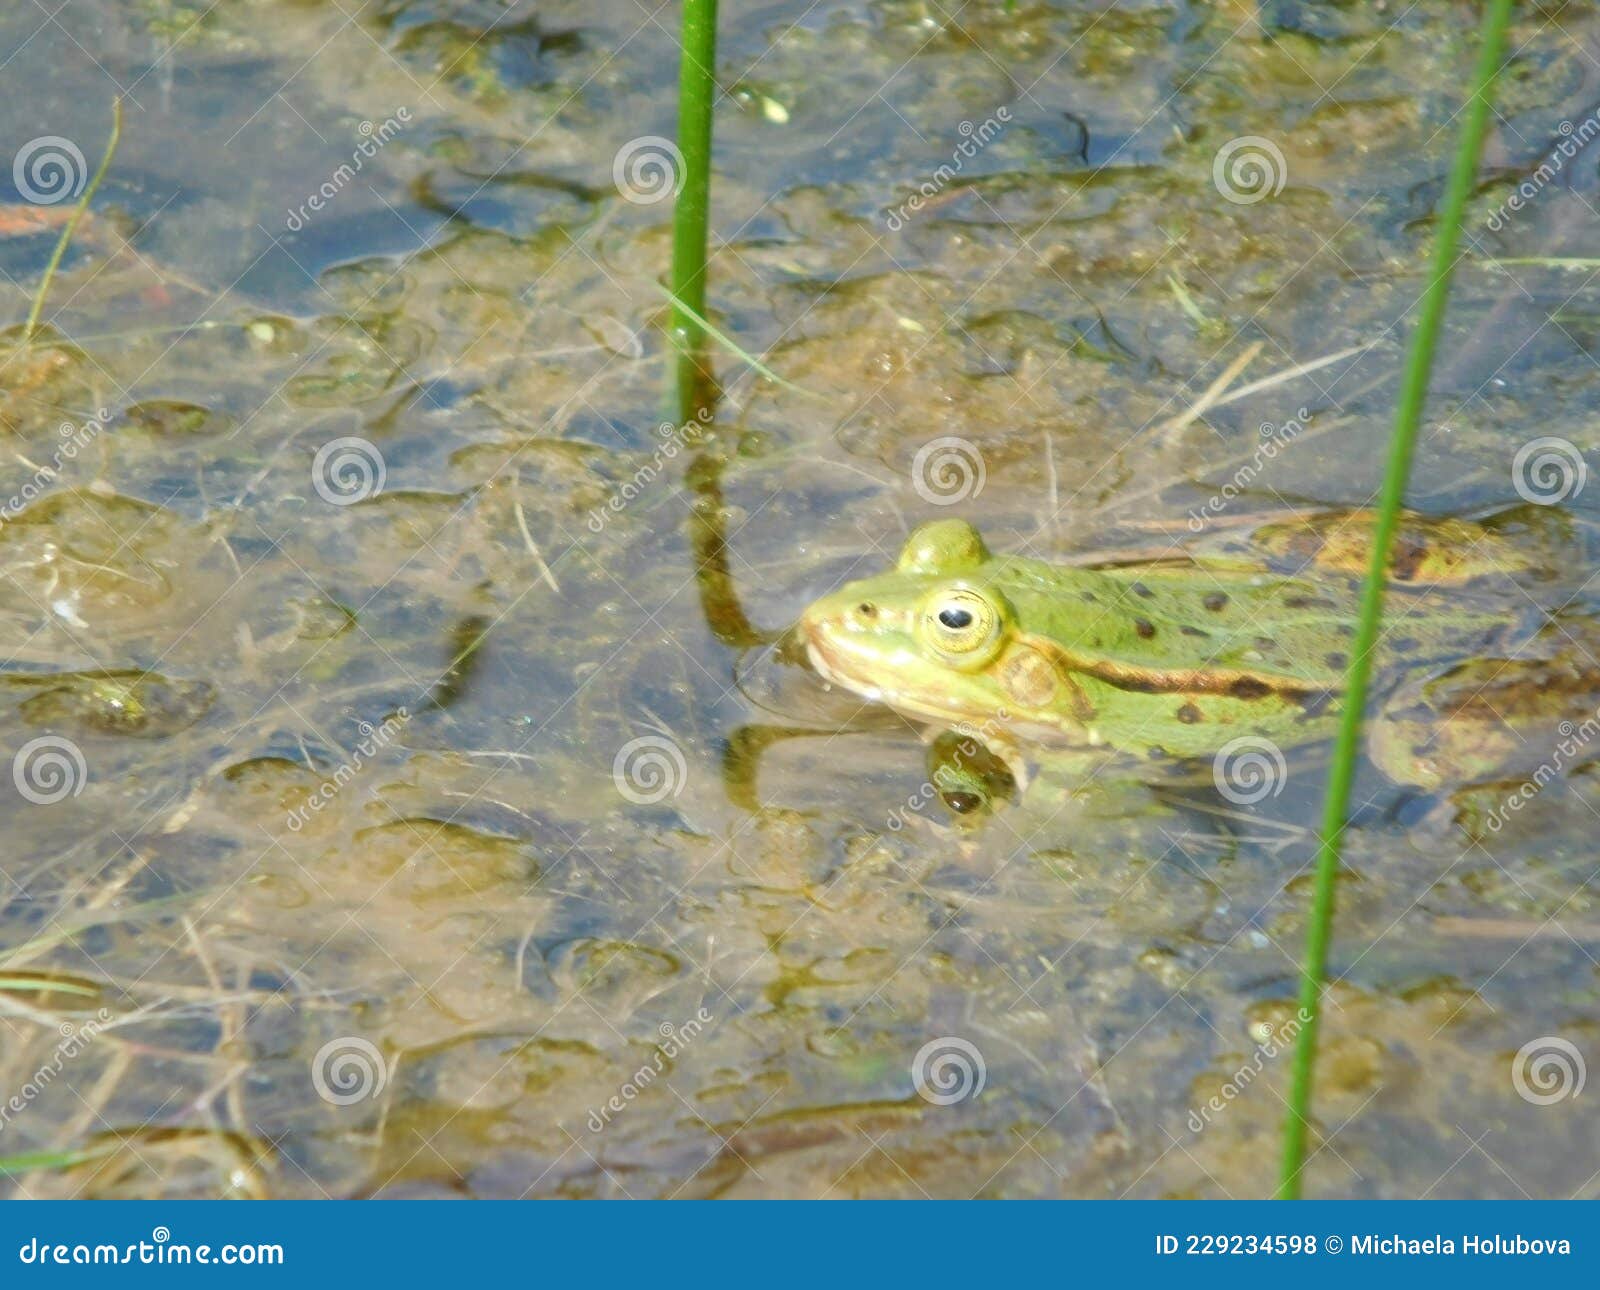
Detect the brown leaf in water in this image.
<box><xmin>0</xmin><ymin>204</ymin><xmax>89</xmax><ymax>239</ymax></box>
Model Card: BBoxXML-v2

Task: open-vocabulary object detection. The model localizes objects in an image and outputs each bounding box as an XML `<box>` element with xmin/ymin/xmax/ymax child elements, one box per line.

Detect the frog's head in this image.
<box><xmin>799</xmin><ymin>521</ymin><xmax>1021</xmax><ymax>727</ymax></box>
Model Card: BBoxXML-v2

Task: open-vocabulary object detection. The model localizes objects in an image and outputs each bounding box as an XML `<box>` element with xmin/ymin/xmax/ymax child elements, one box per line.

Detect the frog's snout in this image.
<box><xmin>797</xmin><ymin>591</ymin><xmax>878</xmax><ymax>690</ymax></box>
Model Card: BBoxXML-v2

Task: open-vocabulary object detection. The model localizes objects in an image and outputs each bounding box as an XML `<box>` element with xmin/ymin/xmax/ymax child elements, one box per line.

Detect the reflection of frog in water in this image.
<box><xmin>16</xmin><ymin>670</ymin><xmax>215</xmax><ymax>737</ymax></box>
<box><xmin>793</xmin><ymin>515</ymin><xmax>1600</xmax><ymax>816</ymax></box>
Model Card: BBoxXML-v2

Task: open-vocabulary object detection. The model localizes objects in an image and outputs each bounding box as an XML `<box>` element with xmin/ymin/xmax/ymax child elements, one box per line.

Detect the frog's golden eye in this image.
<box><xmin>919</xmin><ymin>586</ymin><xmax>1005</xmax><ymax>666</ymax></box>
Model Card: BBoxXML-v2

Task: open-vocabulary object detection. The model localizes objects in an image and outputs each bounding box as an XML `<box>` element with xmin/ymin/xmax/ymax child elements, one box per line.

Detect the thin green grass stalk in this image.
<box><xmin>0</xmin><ymin>975</ymin><xmax>99</xmax><ymax>997</ymax></box>
<box><xmin>1276</xmin><ymin>0</ymin><xmax>1517</xmax><ymax>1200</ymax></box>
<box><xmin>0</xmin><ymin>1145</ymin><xmax>113</xmax><ymax>1175</ymax></box>
<box><xmin>671</xmin><ymin>0</ymin><xmax>719</xmax><ymax>421</ymax></box>
<box><xmin>654</xmin><ymin>282</ymin><xmax>821</xmax><ymax>397</ymax></box>
<box><xmin>21</xmin><ymin>97</ymin><xmax>122</xmax><ymax>345</ymax></box>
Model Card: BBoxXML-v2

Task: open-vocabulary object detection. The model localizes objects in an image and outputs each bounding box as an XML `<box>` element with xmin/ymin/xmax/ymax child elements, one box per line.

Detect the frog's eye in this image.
<box><xmin>919</xmin><ymin>586</ymin><xmax>1005</xmax><ymax>666</ymax></box>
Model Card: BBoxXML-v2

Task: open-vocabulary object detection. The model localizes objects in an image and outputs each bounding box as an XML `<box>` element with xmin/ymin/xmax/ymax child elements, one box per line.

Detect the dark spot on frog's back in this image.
<box><xmin>1325</xmin><ymin>651</ymin><xmax>1347</xmax><ymax>669</ymax></box>
<box><xmin>1299</xmin><ymin>690</ymin><xmax>1337</xmax><ymax>717</ymax></box>
<box><xmin>1181</xmin><ymin>625</ymin><xmax>1209</xmax><ymax>638</ymax></box>
<box><xmin>1229</xmin><ymin>677</ymin><xmax>1273</xmax><ymax>700</ymax></box>
<box><xmin>1176</xmin><ymin>702</ymin><xmax>1202</xmax><ymax>724</ymax></box>
<box><xmin>1203</xmin><ymin>592</ymin><xmax>1228</xmax><ymax>612</ymax></box>
<box><xmin>1131</xmin><ymin>581</ymin><xmax>1154</xmax><ymax>599</ymax></box>
<box><xmin>1391</xmin><ymin>540</ymin><xmax>1427</xmax><ymax>581</ymax></box>
<box><xmin>1134</xmin><ymin>618</ymin><xmax>1156</xmax><ymax>639</ymax></box>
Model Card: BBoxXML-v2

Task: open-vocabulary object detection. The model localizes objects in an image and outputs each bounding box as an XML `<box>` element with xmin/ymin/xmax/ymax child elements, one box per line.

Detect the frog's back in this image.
<box><xmin>986</xmin><ymin>552</ymin><xmax>1502</xmax><ymax>696</ymax></box>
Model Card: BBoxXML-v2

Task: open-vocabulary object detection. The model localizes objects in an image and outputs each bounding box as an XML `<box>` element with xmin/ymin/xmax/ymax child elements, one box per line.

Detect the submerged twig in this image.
<box><xmin>1156</xmin><ymin>341</ymin><xmax>1262</xmax><ymax>447</ymax></box>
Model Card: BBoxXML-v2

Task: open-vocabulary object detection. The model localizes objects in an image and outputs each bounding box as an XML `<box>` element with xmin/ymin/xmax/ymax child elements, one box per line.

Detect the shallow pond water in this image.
<box><xmin>1</xmin><ymin>0</ymin><xmax>1599</xmax><ymax>1198</ymax></box>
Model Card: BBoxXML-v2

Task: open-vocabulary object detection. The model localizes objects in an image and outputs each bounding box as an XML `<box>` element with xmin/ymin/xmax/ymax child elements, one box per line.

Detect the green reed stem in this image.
<box><xmin>671</xmin><ymin>0</ymin><xmax>719</xmax><ymax>421</ymax></box>
<box><xmin>22</xmin><ymin>97</ymin><xmax>122</xmax><ymax>345</ymax></box>
<box><xmin>1277</xmin><ymin>0</ymin><xmax>1516</xmax><ymax>1200</ymax></box>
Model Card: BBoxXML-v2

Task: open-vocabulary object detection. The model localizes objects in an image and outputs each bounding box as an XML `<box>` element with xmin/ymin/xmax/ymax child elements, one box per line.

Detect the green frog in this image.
<box><xmin>797</xmin><ymin>514</ymin><xmax>1596</xmax><ymax>811</ymax></box>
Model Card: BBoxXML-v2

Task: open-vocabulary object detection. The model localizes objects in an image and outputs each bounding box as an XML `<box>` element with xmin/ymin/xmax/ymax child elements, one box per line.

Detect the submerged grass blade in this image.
<box><xmin>21</xmin><ymin>96</ymin><xmax>122</xmax><ymax>345</ymax></box>
<box><xmin>0</xmin><ymin>1145</ymin><xmax>113</xmax><ymax>1175</ymax></box>
<box><xmin>671</xmin><ymin>0</ymin><xmax>718</xmax><ymax>417</ymax></box>
<box><xmin>653</xmin><ymin>282</ymin><xmax>821</xmax><ymax>398</ymax></box>
<box><xmin>1277</xmin><ymin>0</ymin><xmax>1517</xmax><ymax>1200</ymax></box>
<box><xmin>0</xmin><ymin>975</ymin><xmax>100</xmax><ymax>997</ymax></box>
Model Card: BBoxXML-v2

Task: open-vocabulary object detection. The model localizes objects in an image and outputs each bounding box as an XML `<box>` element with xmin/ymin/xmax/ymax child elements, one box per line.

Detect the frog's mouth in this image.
<box><xmin>802</xmin><ymin>619</ymin><xmax>984</xmax><ymax>727</ymax></box>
